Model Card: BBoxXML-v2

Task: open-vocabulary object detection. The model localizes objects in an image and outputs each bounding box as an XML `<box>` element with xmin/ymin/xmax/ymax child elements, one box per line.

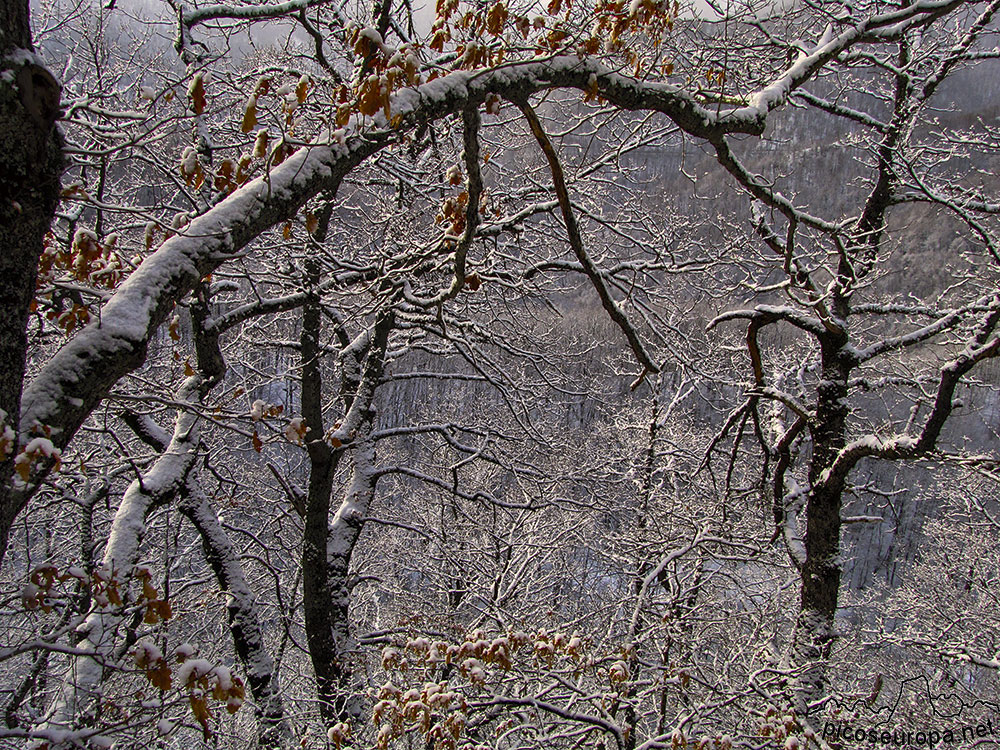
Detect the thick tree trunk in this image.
<box><xmin>791</xmin><ymin>336</ymin><xmax>851</xmax><ymax>715</ymax></box>
<box><xmin>0</xmin><ymin>0</ymin><xmax>64</xmax><ymax>568</ymax></box>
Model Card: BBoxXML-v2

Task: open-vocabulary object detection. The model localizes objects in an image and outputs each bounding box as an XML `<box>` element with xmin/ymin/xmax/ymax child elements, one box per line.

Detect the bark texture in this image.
<box><xmin>0</xmin><ymin>0</ymin><xmax>64</xmax><ymax>567</ymax></box>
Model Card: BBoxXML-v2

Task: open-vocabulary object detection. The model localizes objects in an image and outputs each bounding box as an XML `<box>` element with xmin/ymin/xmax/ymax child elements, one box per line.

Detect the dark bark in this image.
<box><xmin>790</xmin><ymin>40</ymin><xmax>913</xmax><ymax>715</ymax></box>
<box><xmin>519</xmin><ymin>101</ymin><xmax>658</xmax><ymax>375</ymax></box>
<box><xmin>791</xmin><ymin>300</ymin><xmax>852</xmax><ymax>714</ymax></box>
<box><xmin>299</xmin><ymin>252</ymin><xmax>395</xmax><ymax>724</ymax></box>
<box><xmin>323</xmin><ymin>428</ymin><xmax>375</xmax><ymax>724</ymax></box>
<box><xmin>0</xmin><ymin>0</ymin><xmax>64</xmax><ymax>567</ymax></box>
<box><xmin>852</xmin><ymin>41</ymin><xmax>910</xmax><ymax>278</ymax></box>
<box><xmin>0</xmin><ymin>0</ymin><xmax>31</xmax><ymax>50</ymax></box>
<box><xmin>299</xmin><ymin>256</ymin><xmax>346</xmax><ymax>725</ymax></box>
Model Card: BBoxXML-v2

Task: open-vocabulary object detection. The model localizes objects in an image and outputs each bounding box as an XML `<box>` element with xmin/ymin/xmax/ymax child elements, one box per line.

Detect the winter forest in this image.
<box><xmin>2</xmin><ymin>0</ymin><xmax>1000</xmax><ymax>746</ymax></box>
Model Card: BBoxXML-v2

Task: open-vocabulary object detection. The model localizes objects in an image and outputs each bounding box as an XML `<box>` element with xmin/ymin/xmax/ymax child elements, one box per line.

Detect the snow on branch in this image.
<box><xmin>733</xmin><ymin>0</ymin><xmax>970</xmax><ymax>121</ymax></box>
<box><xmin>849</xmin><ymin>309</ymin><xmax>963</xmax><ymax>363</ymax></box>
<box><xmin>707</xmin><ymin>305</ymin><xmax>827</xmax><ymax>337</ymax></box>
<box><xmin>820</xmin><ymin>298</ymin><xmax>1000</xmax><ymax>484</ymax></box>
<box><xmin>39</xmin><ymin>377</ymin><xmax>204</xmax><ymax>737</ymax></box>
<box><xmin>179</xmin><ymin>482</ymin><xmax>291</xmax><ymax>743</ymax></box>
<box><xmin>15</xmin><ymin>46</ymin><xmax>888</xmax><ymax>536</ymax></box>
<box><xmin>470</xmin><ymin>694</ymin><xmax>625</xmax><ymax>749</ymax></box>
<box><xmin>519</xmin><ymin>100</ymin><xmax>660</xmax><ymax>375</ymax></box>
<box><xmin>182</xmin><ymin>0</ymin><xmax>344</xmax><ymax>28</ymax></box>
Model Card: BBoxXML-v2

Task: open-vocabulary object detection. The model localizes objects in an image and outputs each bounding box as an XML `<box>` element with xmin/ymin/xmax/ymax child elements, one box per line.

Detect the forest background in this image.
<box><xmin>1</xmin><ymin>0</ymin><xmax>1000</xmax><ymax>747</ymax></box>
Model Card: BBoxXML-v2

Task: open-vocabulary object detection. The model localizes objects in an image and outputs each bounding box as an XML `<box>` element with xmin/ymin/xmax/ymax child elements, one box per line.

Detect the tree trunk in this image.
<box><xmin>0</xmin><ymin>0</ymin><xmax>64</xmax><ymax>567</ymax></box>
<box><xmin>299</xmin><ymin>258</ymin><xmax>347</xmax><ymax>725</ymax></box>
<box><xmin>324</xmin><ymin>428</ymin><xmax>379</xmax><ymax>723</ymax></box>
<box><xmin>181</xmin><ymin>487</ymin><xmax>293</xmax><ymax>747</ymax></box>
<box><xmin>791</xmin><ymin>335</ymin><xmax>851</xmax><ymax>715</ymax></box>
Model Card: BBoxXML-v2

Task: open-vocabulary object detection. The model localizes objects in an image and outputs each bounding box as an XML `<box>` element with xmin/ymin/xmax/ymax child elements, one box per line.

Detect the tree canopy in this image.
<box><xmin>2</xmin><ymin>0</ymin><xmax>1000</xmax><ymax>747</ymax></box>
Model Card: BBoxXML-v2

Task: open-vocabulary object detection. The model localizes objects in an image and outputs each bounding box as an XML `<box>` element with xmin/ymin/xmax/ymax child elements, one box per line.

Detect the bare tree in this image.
<box><xmin>2</xmin><ymin>0</ymin><xmax>1000</xmax><ymax>747</ymax></box>
<box><xmin>704</xmin><ymin>0</ymin><xmax>1000</xmax><ymax>719</ymax></box>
